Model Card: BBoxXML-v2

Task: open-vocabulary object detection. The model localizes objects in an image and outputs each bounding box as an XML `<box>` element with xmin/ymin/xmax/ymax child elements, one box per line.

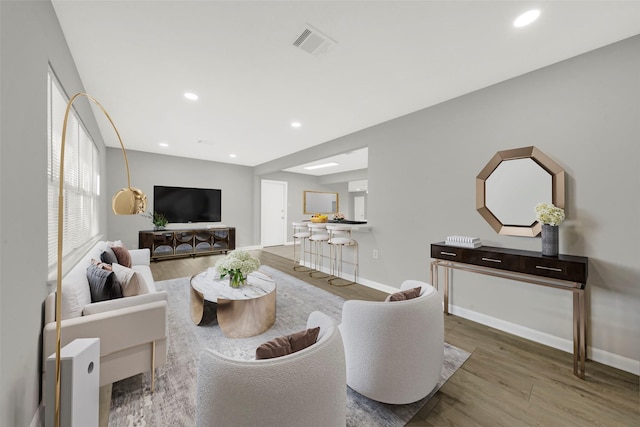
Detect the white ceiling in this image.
<box><xmin>52</xmin><ymin>1</ymin><xmax>640</xmax><ymax>176</ymax></box>
<box><xmin>282</xmin><ymin>147</ymin><xmax>368</xmax><ymax>176</ymax></box>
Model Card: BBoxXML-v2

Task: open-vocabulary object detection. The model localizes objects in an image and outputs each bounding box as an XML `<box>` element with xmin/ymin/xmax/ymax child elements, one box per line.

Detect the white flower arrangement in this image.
<box><xmin>215</xmin><ymin>250</ymin><xmax>261</xmax><ymax>285</ymax></box>
<box><xmin>534</xmin><ymin>202</ymin><xmax>565</xmax><ymax>226</ymax></box>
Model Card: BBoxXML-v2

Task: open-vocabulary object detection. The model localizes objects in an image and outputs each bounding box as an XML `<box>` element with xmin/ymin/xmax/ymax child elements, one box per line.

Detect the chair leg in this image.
<box><xmin>328</xmin><ymin>243</ymin><xmax>357</xmax><ymax>287</ymax></box>
<box><xmin>151</xmin><ymin>340</ymin><xmax>156</xmax><ymax>393</ymax></box>
<box><xmin>309</xmin><ymin>240</ymin><xmax>329</xmax><ymax>278</ymax></box>
<box><xmin>293</xmin><ymin>238</ymin><xmax>311</xmax><ymax>272</ymax></box>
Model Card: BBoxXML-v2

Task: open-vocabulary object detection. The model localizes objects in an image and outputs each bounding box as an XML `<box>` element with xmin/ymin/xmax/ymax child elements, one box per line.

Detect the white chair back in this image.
<box><xmin>196</xmin><ymin>311</ymin><xmax>346</xmax><ymax>427</ymax></box>
<box><xmin>339</xmin><ymin>281</ymin><xmax>444</xmax><ymax>404</ymax></box>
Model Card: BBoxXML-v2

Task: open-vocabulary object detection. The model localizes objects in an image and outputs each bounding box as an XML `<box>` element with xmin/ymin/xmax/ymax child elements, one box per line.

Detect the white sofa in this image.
<box><xmin>196</xmin><ymin>311</ymin><xmax>346</xmax><ymax>427</ymax></box>
<box><xmin>42</xmin><ymin>240</ymin><xmax>168</xmax><ymax>387</ymax></box>
<box><xmin>339</xmin><ymin>280</ymin><xmax>444</xmax><ymax>404</ymax></box>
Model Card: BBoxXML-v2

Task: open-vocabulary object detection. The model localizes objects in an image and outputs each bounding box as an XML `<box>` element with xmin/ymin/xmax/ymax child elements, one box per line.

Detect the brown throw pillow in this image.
<box><xmin>111</xmin><ymin>246</ymin><xmax>132</xmax><ymax>268</ymax></box>
<box><xmin>288</xmin><ymin>327</ymin><xmax>321</xmax><ymax>352</ymax></box>
<box><xmin>385</xmin><ymin>286</ymin><xmax>422</xmax><ymax>302</ymax></box>
<box><xmin>255</xmin><ymin>336</ymin><xmax>292</xmax><ymax>360</ymax></box>
<box><xmin>256</xmin><ymin>327</ymin><xmax>321</xmax><ymax>360</ymax></box>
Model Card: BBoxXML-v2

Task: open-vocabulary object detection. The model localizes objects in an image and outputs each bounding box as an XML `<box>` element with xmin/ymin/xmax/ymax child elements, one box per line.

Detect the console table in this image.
<box><xmin>430</xmin><ymin>242</ymin><xmax>589</xmax><ymax>379</ymax></box>
<box><xmin>139</xmin><ymin>227</ymin><xmax>235</xmax><ymax>261</ymax></box>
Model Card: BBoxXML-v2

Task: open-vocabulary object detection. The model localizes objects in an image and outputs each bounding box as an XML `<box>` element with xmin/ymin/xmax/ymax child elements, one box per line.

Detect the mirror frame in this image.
<box><xmin>303</xmin><ymin>190</ymin><xmax>339</xmax><ymax>214</ymax></box>
<box><xmin>476</xmin><ymin>146</ymin><xmax>565</xmax><ymax>237</ymax></box>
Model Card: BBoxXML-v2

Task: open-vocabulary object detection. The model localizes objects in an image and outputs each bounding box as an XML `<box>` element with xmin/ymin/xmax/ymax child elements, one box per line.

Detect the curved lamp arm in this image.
<box><xmin>54</xmin><ymin>92</ymin><xmax>147</xmax><ymax>427</ymax></box>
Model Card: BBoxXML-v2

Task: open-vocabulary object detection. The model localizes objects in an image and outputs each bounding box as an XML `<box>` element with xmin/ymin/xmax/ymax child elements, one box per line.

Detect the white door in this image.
<box><xmin>354</xmin><ymin>196</ymin><xmax>366</xmax><ymax>221</ymax></box>
<box><xmin>261</xmin><ymin>180</ymin><xmax>287</xmax><ymax>247</ymax></box>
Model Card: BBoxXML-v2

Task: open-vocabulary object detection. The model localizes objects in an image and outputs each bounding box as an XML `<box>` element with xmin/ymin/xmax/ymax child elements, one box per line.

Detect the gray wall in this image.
<box><xmin>106</xmin><ymin>149</ymin><xmax>255</xmax><ymax>249</ymax></box>
<box><xmin>268</xmin><ymin>36</ymin><xmax>640</xmax><ymax>369</ymax></box>
<box><xmin>364</xmin><ymin>35</ymin><xmax>640</xmax><ymax>367</ymax></box>
<box><xmin>0</xmin><ymin>1</ymin><xmax>109</xmax><ymax>426</ymax></box>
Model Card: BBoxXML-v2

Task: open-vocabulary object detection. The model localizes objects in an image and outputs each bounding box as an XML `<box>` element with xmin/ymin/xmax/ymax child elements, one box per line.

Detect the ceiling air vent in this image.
<box><xmin>292</xmin><ymin>25</ymin><xmax>336</xmax><ymax>56</ymax></box>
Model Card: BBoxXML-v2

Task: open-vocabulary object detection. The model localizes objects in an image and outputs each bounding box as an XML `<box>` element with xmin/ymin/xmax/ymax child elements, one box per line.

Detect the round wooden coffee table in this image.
<box><xmin>190</xmin><ymin>268</ymin><xmax>276</xmax><ymax>338</ymax></box>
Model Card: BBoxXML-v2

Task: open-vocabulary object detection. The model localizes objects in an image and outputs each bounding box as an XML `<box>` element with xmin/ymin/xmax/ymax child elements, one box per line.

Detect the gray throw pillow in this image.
<box><xmin>86</xmin><ymin>264</ymin><xmax>123</xmax><ymax>303</ymax></box>
<box><xmin>100</xmin><ymin>247</ymin><xmax>118</xmax><ymax>265</ymax></box>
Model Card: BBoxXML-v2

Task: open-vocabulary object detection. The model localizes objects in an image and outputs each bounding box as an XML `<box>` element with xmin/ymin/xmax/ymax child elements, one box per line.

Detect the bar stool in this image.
<box><xmin>307</xmin><ymin>222</ymin><xmax>330</xmax><ymax>278</ymax></box>
<box><xmin>292</xmin><ymin>222</ymin><xmax>311</xmax><ymax>272</ymax></box>
<box><xmin>327</xmin><ymin>224</ymin><xmax>358</xmax><ymax>286</ymax></box>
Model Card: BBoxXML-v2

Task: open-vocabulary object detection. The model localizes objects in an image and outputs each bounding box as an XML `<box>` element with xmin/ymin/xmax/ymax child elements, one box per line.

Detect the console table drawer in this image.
<box><xmin>470</xmin><ymin>250</ymin><xmax>519</xmax><ymax>271</ymax></box>
<box><xmin>431</xmin><ymin>246</ymin><xmax>466</xmax><ymax>260</ymax></box>
<box><xmin>521</xmin><ymin>257</ymin><xmax>587</xmax><ymax>285</ymax></box>
<box><xmin>431</xmin><ymin>245</ymin><xmax>522</xmax><ymax>274</ymax></box>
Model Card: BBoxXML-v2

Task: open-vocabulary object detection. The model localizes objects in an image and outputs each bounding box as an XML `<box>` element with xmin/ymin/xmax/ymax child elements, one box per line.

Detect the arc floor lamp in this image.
<box><xmin>54</xmin><ymin>93</ymin><xmax>147</xmax><ymax>427</ymax></box>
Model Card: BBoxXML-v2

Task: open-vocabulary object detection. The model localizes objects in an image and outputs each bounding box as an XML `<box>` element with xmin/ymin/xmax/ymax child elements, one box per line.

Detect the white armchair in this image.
<box><xmin>339</xmin><ymin>280</ymin><xmax>444</xmax><ymax>404</ymax></box>
<box><xmin>196</xmin><ymin>311</ymin><xmax>346</xmax><ymax>427</ymax></box>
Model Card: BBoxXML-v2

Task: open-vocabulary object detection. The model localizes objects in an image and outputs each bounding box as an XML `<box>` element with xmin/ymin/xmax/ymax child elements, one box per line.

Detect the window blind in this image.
<box><xmin>47</xmin><ymin>72</ymin><xmax>100</xmax><ymax>269</ymax></box>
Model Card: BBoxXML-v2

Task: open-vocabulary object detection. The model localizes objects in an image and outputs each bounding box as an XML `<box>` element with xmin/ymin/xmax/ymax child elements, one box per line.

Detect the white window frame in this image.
<box><xmin>47</xmin><ymin>70</ymin><xmax>101</xmax><ymax>277</ymax></box>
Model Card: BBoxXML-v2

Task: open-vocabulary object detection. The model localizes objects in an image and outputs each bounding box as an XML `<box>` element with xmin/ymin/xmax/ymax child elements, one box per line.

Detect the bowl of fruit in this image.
<box><xmin>310</xmin><ymin>214</ymin><xmax>328</xmax><ymax>223</ymax></box>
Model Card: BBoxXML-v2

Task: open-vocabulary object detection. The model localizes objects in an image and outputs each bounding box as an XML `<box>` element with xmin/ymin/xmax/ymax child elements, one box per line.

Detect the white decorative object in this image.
<box><xmin>445</xmin><ymin>235</ymin><xmax>482</xmax><ymax>248</ymax></box>
<box><xmin>46</xmin><ymin>338</ymin><xmax>100</xmax><ymax>427</ymax></box>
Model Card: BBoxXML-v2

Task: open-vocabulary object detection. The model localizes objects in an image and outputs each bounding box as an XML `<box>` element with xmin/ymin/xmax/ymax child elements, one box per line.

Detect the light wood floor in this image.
<box><xmin>150</xmin><ymin>250</ymin><xmax>639</xmax><ymax>427</ymax></box>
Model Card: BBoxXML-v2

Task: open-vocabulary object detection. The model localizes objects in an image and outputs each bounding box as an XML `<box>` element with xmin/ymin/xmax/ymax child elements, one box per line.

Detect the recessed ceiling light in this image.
<box><xmin>304</xmin><ymin>162</ymin><xmax>339</xmax><ymax>170</ymax></box>
<box><xmin>184</xmin><ymin>92</ymin><xmax>199</xmax><ymax>100</ymax></box>
<box><xmin>291</xmin><ymin>121</ymin><xmax>302</xmax><ymax>128</ymax></box>
<box><xmin>229</xmin><ymin>154</ymin><xmax>237</xmax><ymax>158</ymax></box>
<box><xmin>514</xmin><ymin>9</ymin><xmax>540</xmax><ymax>27</ymax></box>
<box><xmin>159</xmin><ymin>142</ymin><xmax>169</xmax><ymax>148</ymax></box>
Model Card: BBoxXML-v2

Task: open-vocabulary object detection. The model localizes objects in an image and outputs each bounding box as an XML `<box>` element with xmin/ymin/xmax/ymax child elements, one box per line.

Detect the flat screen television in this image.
<box><xmin>154</xmin><ymin>185</ymin><xmax>222</xmax><ymax>223</ymax></box>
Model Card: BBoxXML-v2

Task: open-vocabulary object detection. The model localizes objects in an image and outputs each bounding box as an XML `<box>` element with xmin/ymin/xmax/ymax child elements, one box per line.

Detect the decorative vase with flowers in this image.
<box><xmin>333</xmin><ymin>212</ymin><xmax>345</xmax><ymax>221</ymax></box>
<box><xmin>534</xmin><ymin>202</ymin><xmax>565</xmax><ymax>256</ymax></box>
<box><xmin>215</xmin><ymin>250</ymin><xmax>261</xmax><ymax>288</ymax></box>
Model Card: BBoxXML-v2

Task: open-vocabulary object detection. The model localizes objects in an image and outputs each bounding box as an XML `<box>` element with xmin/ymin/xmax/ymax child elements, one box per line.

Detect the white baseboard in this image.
<box><xmin>356</xmin><ymin>276</ymin><xmax>398</xmax><ymax>294</ymax></box>
<box><xmin>449</xmin><ymin>304</ymin><xmax>640</xmax><ymax>375</ymax></box>
<box><xmin>589</xmin><ymin>347</ymin><xmax>640</xmax><ymax>375</ymax></box>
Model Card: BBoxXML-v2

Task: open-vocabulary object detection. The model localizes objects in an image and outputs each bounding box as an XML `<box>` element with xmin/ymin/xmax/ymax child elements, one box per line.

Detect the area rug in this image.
<box><xmin>109</xmin><ymin>265</ymin><xmax>470</xmax><ymax>426</ymax></box>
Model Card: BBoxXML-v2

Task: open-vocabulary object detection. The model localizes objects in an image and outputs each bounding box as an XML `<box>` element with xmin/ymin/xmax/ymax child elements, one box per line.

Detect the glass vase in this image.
<box><xmin>229</xmin><ymin>273</ymin><xmax>246</xmax><ymax>288</ymax></box>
